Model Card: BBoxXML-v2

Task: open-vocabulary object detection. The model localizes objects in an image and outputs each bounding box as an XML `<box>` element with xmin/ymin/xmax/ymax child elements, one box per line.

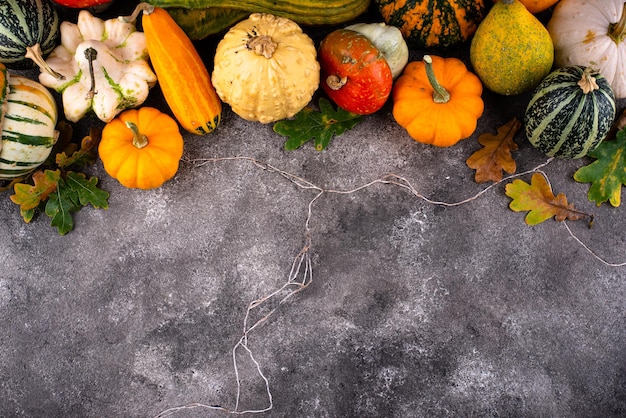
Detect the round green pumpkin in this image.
<box><xmin>524</xmin><ymin>66</ymin><xmax>616</xmax><ymax>159</ymax></box>
<box><xmin>374</xmin><ymin>0</ymin><xmax>487</xmax><ymax>49</ymax></box>
<box><xmin>0</xmin><ymin>0</ymin><xmax>60</xmax><ymax>69</ymax></box>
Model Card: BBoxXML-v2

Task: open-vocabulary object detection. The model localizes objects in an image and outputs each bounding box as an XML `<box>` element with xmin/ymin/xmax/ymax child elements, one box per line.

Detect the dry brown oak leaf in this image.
<box><xmin>466</xmin><ymin>118</ymin><xmax>520</xmax><ymax>183</ymax></box>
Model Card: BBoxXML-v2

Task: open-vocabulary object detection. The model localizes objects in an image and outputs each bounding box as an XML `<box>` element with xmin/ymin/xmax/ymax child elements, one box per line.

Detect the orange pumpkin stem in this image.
<box><xmin>126</xmin><ymin>121</ymin><xmax>149</xmax><ymax>149</ymax></box>
<box><xmin>608</xmin><ymin>3</ymin><xmax>626</xmax><ymax>44</ymax></box>
<box><xmin>423</xmin><ymin>55</ymin><xmax>450</xmax><ymax>104</ymax></box>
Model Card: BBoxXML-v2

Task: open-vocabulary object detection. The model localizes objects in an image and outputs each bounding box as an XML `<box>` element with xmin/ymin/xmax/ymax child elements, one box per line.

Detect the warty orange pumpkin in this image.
<box><xmin>375</xmin><ymin>0</ymin><xmax>487</xmax><ymax>49</ymax></box>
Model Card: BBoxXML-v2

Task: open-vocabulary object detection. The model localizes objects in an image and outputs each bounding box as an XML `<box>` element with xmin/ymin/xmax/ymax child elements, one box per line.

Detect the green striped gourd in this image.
<box><xmin>0</xmin><ymin>69</ymin><xmax>58</xmax><ymax>179</ymax></box>
<box><xmin>0</xmin><ymin>0</ymin><xmax>60</xmax><ymax>70</ymax></box>
<box><xmin>374</xmin><ymin>0</ymin><xmax>486</xmax><ymax>49</ymax></box>
<box><xmin>144</xmin><ymin>0</ymin><xmax>371</xmax><ymax>26</ymax></box>
<box><xmin>524</xmin><ymin>66</ymin><xmax>616</xmax><ymax>159</ymax></box>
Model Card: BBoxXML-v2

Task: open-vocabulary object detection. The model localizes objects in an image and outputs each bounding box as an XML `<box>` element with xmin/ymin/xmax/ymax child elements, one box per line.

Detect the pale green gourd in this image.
<box><xmin>344</xmin><ymin>22</ymin><xmax>409</xmax><ymax>79</ymax></box>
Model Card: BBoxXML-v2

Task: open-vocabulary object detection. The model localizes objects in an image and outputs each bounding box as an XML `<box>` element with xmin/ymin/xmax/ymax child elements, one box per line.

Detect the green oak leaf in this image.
<box><xmin>20</xmin><ymin>208</ymin><xmax>36</xmax><ymax>223</ymax></box>
<box><xmin>274</xmin><ymin>97</ymin><xmax>363</xmax><ymax>151</ymax></box>
<box><xmin>65</xmin><ymin>172</ymin><xmax>109</xmax><ymax>209</ymax></box>
<box><xmin>45</xmin><ymin>177</ymin><xmax>80</xmax><ymax>235</ymax></box>
<box><xmin>4</xmin><ymin>123</ymin><xmax>108</xmax><ymax>235</ymax></box>
<box><xmin>573</xmin><ymin>128</ymin><xmax>626</xmax><ymax>207</ymax></box>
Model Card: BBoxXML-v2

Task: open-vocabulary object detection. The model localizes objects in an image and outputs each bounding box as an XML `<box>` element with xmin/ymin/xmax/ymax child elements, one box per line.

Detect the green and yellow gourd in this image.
<box><xmin>374</xmin><ymin>0</ymin><xmax>487</xmax><ymax>49</ymax></box>
<box><xmin>145</xmin><ymin>0</ymin><xmax>371</xmax><ymax>39</ymax></box>
<box><xmin>524</xmin><ymin>66</ymin><xmax>616</xmax><ymax>159</ymax></box>
<box><xmin>0</xmin><ymin>63</ymin><xmax>58</xmax><ymax>179</ymax></box>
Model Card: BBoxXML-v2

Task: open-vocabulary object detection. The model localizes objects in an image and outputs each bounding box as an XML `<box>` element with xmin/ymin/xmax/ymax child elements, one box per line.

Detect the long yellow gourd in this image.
<box><xmin>134</xmin><ymin>3</ymin><xmax>221</xmax><ymax>135</ymax></box>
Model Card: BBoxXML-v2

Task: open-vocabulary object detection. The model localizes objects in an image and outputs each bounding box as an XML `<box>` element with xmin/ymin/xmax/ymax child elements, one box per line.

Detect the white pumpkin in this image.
<box><xmin>547</xmin><ymin>0</ymin><xmax>626</xmax><ymax>99</ymax></box>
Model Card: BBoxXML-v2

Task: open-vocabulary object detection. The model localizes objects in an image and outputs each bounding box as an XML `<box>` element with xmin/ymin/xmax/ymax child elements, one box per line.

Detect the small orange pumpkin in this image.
<box><xmin>98</xmin><ymin>107</ymin><xmax>184</xmax><ymax>189</ymax></box>
<box><xmin>392</xmin><ymin>55</ymin><xmax>484</xmax><ymax>147</ymax></box>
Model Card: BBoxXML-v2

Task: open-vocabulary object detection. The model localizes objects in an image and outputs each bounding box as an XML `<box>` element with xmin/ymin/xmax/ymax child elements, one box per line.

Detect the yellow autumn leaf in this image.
<box><xmin>505</xmin><ymin>173</ymin><xmax>592</xmax><ymax>225</ymax></box>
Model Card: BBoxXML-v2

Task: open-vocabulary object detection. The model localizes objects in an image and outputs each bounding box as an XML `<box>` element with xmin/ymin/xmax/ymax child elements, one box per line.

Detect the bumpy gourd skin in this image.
<box><xmin>376</xmin><ymin>0</ymin><xmax>487</xmax><ymax>49</ymax></box>
<box><xmin>470</xmin><ymin>0</ymin><xmax>554</xmax><ymax>96</ymax></box>
<box><xmin>142</xmin><ymin>6</ymin><xmax>222</xmax><ymax>135</ymax></box>
<box><xmin>211</xmin><ymin>13</ymin><xmax>320</xmax><ymax>124</ymax></box>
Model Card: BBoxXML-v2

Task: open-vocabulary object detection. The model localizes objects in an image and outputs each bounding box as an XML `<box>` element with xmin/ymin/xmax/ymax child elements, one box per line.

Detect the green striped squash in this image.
<box><xmin>524</xmin><ymin>66</ymin><xmax>616</xmax><ymax>159</ymax></box>
<box><xmin>0</xmin><ymin>0</ymin><xmax>60</xmax><ymax>69</ymax></box>
<box><xmin>145</xmin><ymin>0</ymin><xmax>371</xmax><ymax>26</ymax></box>
<box><xmin>0</xmin><ymin>63</ymin><xmax>7</xmax><ymax>131</ymax></box>
<box><xmin>374</xmin><ymin>0</ymin><xmax>487</xmax><ymax>49</ymax></box>
<box><xmin>0</xmin><ymin>74</ymin><xmax>58</xmax><ymax>179</ymax></box>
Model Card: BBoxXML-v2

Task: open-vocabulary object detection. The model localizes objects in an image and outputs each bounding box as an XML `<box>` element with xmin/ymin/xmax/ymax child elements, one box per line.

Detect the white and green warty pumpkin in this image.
<box><xmin>524</xmin><ymin>66</ymin><xmax>616</xmax><ymax>159</ymax></box>
<box><xmin>0</xmin><ymin>63</ymin><xmax>58</xmax><ymax>179</ymax></box>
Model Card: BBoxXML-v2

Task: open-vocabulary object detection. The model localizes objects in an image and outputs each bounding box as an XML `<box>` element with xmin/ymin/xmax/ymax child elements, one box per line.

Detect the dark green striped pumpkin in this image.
<box><xmin>0</xmin><ymin>0</ymin><xmax>60</xmax><ymax>69</ymax></box>
<box><xmin>524</xmin><ymin>66</ymin><xmax>616</xmax><ymax>159</ymax></box>
<box><xmin>374</xmin><ymin>0</ymin><xmax>487</xmax><ymax>49</ymax></box>
<box><xmin>0</xmin><ymin>71</ymin><xmax>58</xmax><ymax>179</ymax></box>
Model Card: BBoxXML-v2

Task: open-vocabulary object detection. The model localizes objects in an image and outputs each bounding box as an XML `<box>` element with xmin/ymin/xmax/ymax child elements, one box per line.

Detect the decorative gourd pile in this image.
<box><xmin>1</xmin><ymin>0</ymin><xmax>624</xmax><ymax>187</ymax></box>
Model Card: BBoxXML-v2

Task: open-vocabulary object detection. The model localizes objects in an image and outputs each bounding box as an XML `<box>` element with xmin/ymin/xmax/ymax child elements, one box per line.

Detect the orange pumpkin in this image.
<box><xmin>392</xmin><ymin>55</ymin><xmax>484</xmax><ymax>147</ymax></box>
<box><xmin>98</xmin><ymin>107</ymin><xmax>184</xmax><ymax>189</ymax></box>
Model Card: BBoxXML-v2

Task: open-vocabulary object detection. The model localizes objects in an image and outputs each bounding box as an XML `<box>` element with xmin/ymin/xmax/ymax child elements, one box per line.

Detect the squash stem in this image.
<box><xmin>423</xmin><ymin>55</ymin><xmax>450</xmax><ymax>104</ymax></box>
<box><xmin>608</xmin><ymin>3</ymin><xmax>626</xmax><ymax>44</ymax></box>
<box><xmin>84</xmin><ymin>47</ymin><xmax>98</xmax><ymax>100</ymax></box>
<box><xmin>326</xmin><ymin>74</ymin><xmax>348</xmax><ymax>90</ymax></box>
<box><xmin>578</xmin><ymin>67</ymin><xmax>600</xmax><ymax>94</ymax></box>
<box><xmin>24</xmin><ymin>44</ymin><xmax>64</xmax><ymax>81</ymax></box>
<box><xmin>120</xmin><ymin>2</ymin><xmax>154</xmax><ymax>23</ymax></box>
<box><xmin>126</xmin><ymin>121</ymin><xmax>149</xmax><ymax>149</ymax></box>
<box><xmin>246</xmin><ymin>35</ymin><xmax>278</xmax><ymax>59</ymax></box>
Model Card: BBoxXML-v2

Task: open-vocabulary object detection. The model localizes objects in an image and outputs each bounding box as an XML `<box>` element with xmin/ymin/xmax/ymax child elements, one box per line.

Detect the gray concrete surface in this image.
<box><xmin>1</xmin><ymin>2</ymin><xmax>625</xmax><ymax>417</ymax></box>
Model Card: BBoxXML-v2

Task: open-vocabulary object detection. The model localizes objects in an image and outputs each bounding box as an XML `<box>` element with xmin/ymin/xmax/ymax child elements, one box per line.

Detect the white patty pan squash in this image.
<box><xmin>211</xmin><ymin>13</ymin><xmax>320</xmax><ymax>124</ymax></box>
<box><xmin>38</xmin><ymin>10</ymin><xmax>157</xmax><ymax>123</ymax></box>
<box><xmin>547</xmin><ymin>0</ymin><xmax>626</xmax><ymax>99</ymax></box>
